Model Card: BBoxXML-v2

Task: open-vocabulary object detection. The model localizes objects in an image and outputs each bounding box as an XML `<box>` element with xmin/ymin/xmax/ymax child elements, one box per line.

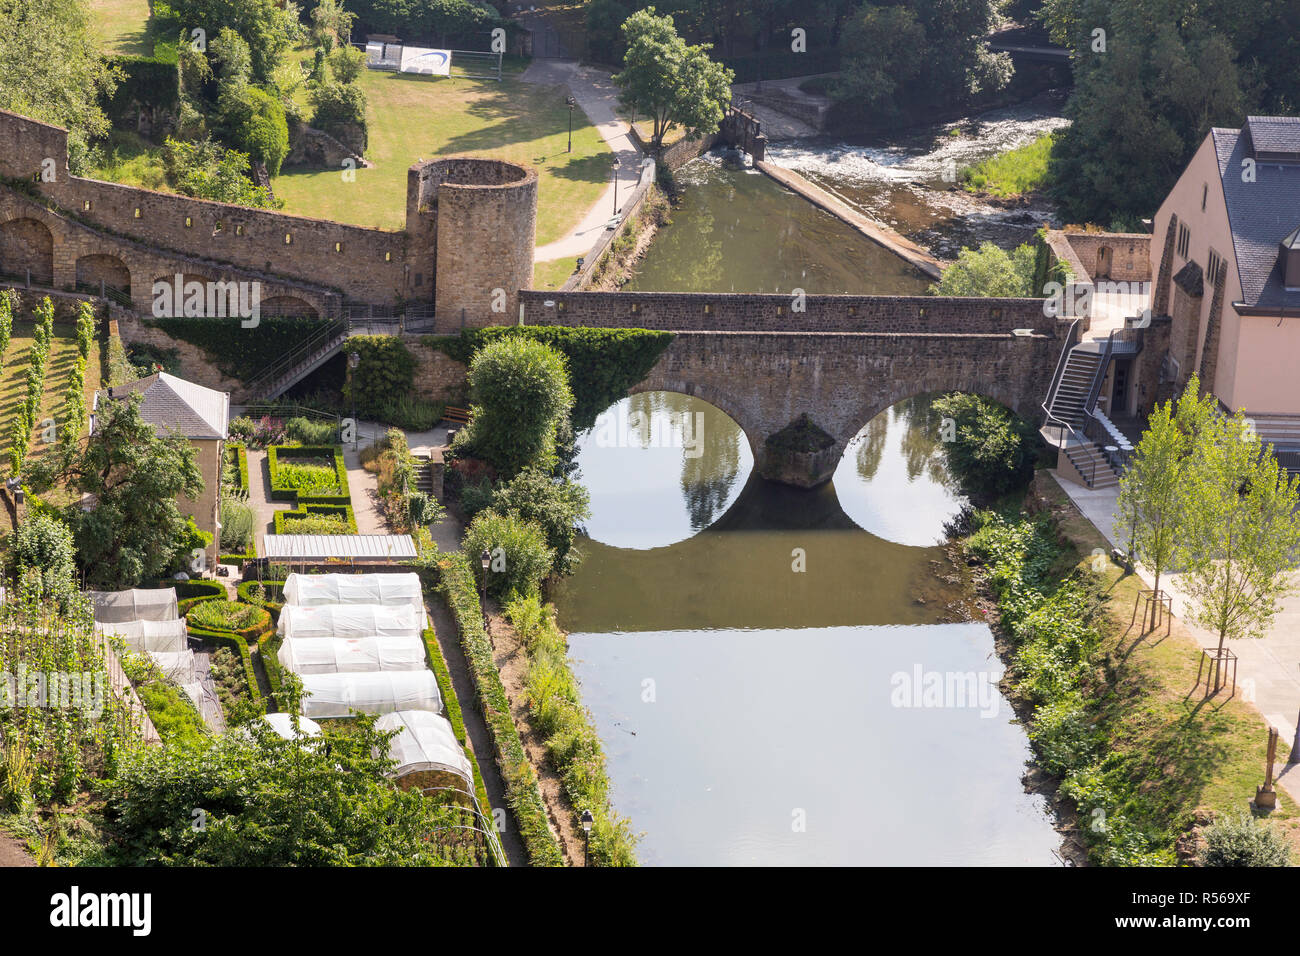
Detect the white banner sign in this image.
<box><xmin>399</xmin><ymin>47</ymin><xmax>452</xmax><ymax>76</ymax></box>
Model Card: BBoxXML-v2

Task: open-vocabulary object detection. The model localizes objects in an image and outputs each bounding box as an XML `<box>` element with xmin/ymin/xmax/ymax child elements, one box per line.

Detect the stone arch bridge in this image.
<box><xmin>519</xmin><ymin>291</ymin><xmax>1070</xmax><ymax>487</ymax></box>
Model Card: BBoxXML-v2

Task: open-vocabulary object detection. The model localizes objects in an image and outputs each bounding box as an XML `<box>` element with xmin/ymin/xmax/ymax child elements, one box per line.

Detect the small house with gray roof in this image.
<box><xmin>92</xmin><ymin>372</ymin><xmax>230</xmax><ymax>571</ymax></box>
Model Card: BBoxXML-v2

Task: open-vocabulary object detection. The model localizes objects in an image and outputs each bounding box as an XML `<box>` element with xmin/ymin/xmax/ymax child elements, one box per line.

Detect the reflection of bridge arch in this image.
<box><xmin>0</xmin><ymin>217</ymin><xmax>54</xmax><ymax>284</ymax></box>
<box><xmin>628</xmin><ymin>330</ymin><xmax>1060</xmax><ymax>487</ymax></box>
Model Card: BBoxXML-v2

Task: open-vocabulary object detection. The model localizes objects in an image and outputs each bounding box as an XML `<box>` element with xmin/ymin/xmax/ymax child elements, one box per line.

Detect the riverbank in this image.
<box><xmin>966</xmin><ymin>473</ymin><xmax>1299</xmax><ymax>864</ymax></box>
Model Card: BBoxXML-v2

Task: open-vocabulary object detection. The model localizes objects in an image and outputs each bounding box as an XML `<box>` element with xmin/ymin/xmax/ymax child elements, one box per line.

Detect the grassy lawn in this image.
<box><xmin>90</xmin><ymin>130</ymin><xmax>170</xmax><ymax>190</ymax></box>
<box><xmin>0</xmin><ymin>321</ymin><xmax>99</xmax><ymax>495</ymax></box>
<box><xmin>532</xmin><ymin>257</ymin><xmax>579</xmax><ymax>290</ymax></box>
<box><xmin>1034</xmin><ymin>474</ymin><xmax>1300</xmax><ymax>851</ymax></box>
<box><xmin>273</xmin><ymin>61</ymin><xmax>613</xmax><ymax>247</ymax></box>
<box><xmin>960</xmin><ymin>132</ymin><xmax>1056</xmax><ymax>198</ymax></box>
<box><xmin>87</xmin><ymin>0</ymin><xmax>153</xmax><ymax>57</ymax></box>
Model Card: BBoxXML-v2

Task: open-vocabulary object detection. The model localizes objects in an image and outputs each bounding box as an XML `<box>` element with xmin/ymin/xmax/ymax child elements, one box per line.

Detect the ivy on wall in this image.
<box><xmin>342</xmin><ymin>335</ymin><xmax>416</xmax><ymax>418</ymax></box>
<box><xmin>143</xmin><ymin>316</ymin><xmax>328</xmax><ymax>381</ymax></box>
<box><xmin>428</xmin><ymin>326</ymin><xmax>673</xmax><ymax>431</ymax></box>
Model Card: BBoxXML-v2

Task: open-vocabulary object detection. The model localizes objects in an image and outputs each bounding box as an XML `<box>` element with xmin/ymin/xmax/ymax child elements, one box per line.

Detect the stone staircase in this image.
<box><xmin>246</xmin><ymin>319</ymin><xmax>349</xmax><ymax>398</ymax></box>
<box><xmin>1046</xmin><ymin>346</ymin><xmax>1103</xmax><ymax>429</ymax></box>
<box><xmin>1061</xmin><ymin>439</ymin><xmax>1120</xmax><ymax>489</ymax></box>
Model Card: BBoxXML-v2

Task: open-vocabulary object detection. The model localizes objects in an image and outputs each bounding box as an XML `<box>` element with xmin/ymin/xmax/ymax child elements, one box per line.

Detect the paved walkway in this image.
<box><xmin>521</xmin><ymin>58</ymin><xmax>645</xmax><ymax>264</ymax></box>
<box><xmin>1048</xmin><ymin>469</ymin><xmax>1300</xmax><ymax>803</ymax></box>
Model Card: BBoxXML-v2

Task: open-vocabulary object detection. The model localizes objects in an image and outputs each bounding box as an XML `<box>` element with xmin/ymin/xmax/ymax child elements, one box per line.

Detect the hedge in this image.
<box><xmin>226</xmin><ymin>445</ymin><xmax>251</xmax><ymax>496</ymax></box>
<box><xmin>427</xmin><ymin>326</ymin><xmax>673</xmax><ymax>431</ymax></box>
<box><xmin>187</xmin><ymin>625</ymin><xmax>263</xmax><ymax>712</ymax></box>
<box><xmin>273</xmin><ymin>503</ymin><xmax>358</xmax><ymax>535</ymax></box>
<box><xmin>172</xmin><ymin>579</ymin><xmax>226</xmax><ymax>600</ymax></box>
<box><xmin>437</xmin><ymin>552</ymin><xmax>564</xmax><ymax>866</ymax></box>
<box><xmin>267</xmin><ymin>444</ymin><xmax>351</xmax><ymax>504</ymax></box>
<box><xmin>421</xmin><ymin>627</ymin><xmax>495</xmax><ymax>849</ymax></box>
<box><xmin>105</xmin><ymin>53</ymin><xmax>180</xmax><ymax>120</ymax></box>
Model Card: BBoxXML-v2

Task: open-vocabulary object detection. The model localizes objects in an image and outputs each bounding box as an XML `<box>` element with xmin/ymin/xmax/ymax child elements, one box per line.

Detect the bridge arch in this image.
<box><xmin>260</xmin><ymin>295</ymin><xmax>319</xmax><ymax>319</ymax></box>
<box><xmin>626</xmin><ymin>377</ymin><xmax>761</xmax><ymax>465</ymax></box>
<box><xmin>0</xmin><ymin>217</ymin><xmax>54</xmax><ymax>285</ymax></box>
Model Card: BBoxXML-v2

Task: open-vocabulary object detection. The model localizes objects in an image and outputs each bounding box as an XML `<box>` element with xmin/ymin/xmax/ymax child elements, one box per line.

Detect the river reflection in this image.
<box><xmin>557</xmin><ymin>392</ymin><xmax>1060</xmax><ymax>865</ymax></box>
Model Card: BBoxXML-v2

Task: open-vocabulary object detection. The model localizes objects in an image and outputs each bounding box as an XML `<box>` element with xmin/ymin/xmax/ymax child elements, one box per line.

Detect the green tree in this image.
<box><xmin>463</xmin><ymin>511</ymin><xmax>554</xmax><ymax>600</ymax></box>
<box><xmin>169</xmin><ymin>0</ymin><xmax>295</xmax><ymax>84</ymax></box>
<box><xmin>490</xmin><ymin>467</ymin><xmax>591</xmax><ymax>576</ymax></box>
<box><xmin>1180</xmin><ymin>410</ymin><xmax>1300</xmax><ymax>688</ymax></box>
<box><xmin>931</xmin><ymin>242</ymin><xmax>1037</xmax><ymax>297</ymax></box>
<box><xmin>8</xmin><ymin>513</ymin><xmax>77</xmax><ymax>606</ymax></box>
<box><xmin>164</xmin><ymin>138</ymin><xmax>280</xmax><ymax>208</ymax></box>
<box><xmin>27</xmin><ymin>395</ymin><xmax>205</xmax><ymax>588</ymax></box>
<box><xmin>328</xmin><ymin>45</ymin><xmax>366</xmax><ymax>84</ymax></box>
<box><xmin>0</xmin><ymin>289</ymin><xmax>13</xmax><ymax>370</ymax></box>
<box><xmin>613</xmin><ymin>7</ymin><xmax>734</xmax><ymax>148</ymax></box>
<box><xmin>930</xmin><ymin>393</ymin><xmax>1037</xmax><ymax>500</ymax></box>
<box><xmin>221</xmin><ymin>86</ymin><xmax>290</xmax><ymax>176</ymax></box>
<box><xmin>309</xmin><ymin>80</ymin><xmax>369</xmax><ymax>153</ymax></box>
<box><xmin>312</xmin><ymin>0</ymin><xmax>357</xmax><ymax>47</ymax></box>
<box><xmin>456</xmin><ymin>337</ymin><xmax>574</xmax><ymax>479</ymax></box>
<box><xmin>832</xmin><ymin>5</ymin><xmax>926</xmax><ymax>116</ymax></box>
<box><xmin>99</xmin><ymin>717</ymin><xmax>474</xmax><ymax>865</ymax></box>
<box><xmin>0</xmin><ymin>0</ymin><xmax>118</xmax><ymax>172</ymax></box>
<box><xmin>1114</xmin><ymin>376</ymin><xmax>1218</xmax><ymax>630</ymax></box>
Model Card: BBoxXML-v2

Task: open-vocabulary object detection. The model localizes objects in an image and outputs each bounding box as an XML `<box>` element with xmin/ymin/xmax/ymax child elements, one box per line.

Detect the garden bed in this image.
<box><xmin>267</xmin><ymin>444</ymin><xmax>351</xmax><ymax>505</ymax></box>
<box><xmin>273</xmin><ymin>503</ymin><xmax>358</xmax><ymax>535</ymax></box>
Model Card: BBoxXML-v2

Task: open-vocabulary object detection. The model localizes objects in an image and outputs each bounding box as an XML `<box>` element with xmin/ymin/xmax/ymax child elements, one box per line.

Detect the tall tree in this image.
<box><xmin>613</xmin><ymin>7</ymin><xmax>735</xmax><ymax>148</ymax></box>
<box><xmin>0</xmin><ymin>0</ymin><xmax>118</xmax><ymax>172</ymax></box>
<box><xmin>1180</xmin><ymin>411</ymin><xmax>1300</xmax><ymax>690</ymax></box>
<box><xmin>27</xmin><ymin>394</ymin><xmax>205</xmax><ymax>588</ymax></box>
<box><xmin>1114</xmin><ymin>376</ymin><xmax>1218</xmax><ymax>630</ymax></box>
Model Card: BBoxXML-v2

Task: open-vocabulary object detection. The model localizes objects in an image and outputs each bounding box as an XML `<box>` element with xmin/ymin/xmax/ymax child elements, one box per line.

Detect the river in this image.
<box><xmin>551</xmin><ymin>393</ymin><xmax>1063</xmax><ymax>865</ymax></box>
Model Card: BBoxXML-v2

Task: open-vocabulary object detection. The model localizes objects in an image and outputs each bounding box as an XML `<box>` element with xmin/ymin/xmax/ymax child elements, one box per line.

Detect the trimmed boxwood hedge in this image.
<box><xmin>172</xmin><ymin>579</ymin><xmax>226</xmax><ymax>600</ymax></box>
<box><xmin>436</xmin><ymin>552</ymin><xmax>563</xmax><ymax>866</ymax></box>
<box><xmin>226</xmin><ymin>444</ymin><xmax>251</xmax><ymax>496</ymax></box>
<box><xmin>421</xmin><ymin>627</ymin><xmax>495</xmax><ymax>842</ymax></box>
<box><xmin>185</xmin><ymin>601</ymin><xmax>274</xmax><ymax>643</ymax></box>
<box><xmin>273</xmin><ymin>503</ymin><xmax>359</xmax><ymax>535</ymax></box>
<box><xmin>188</xmin><ymin>625</ymin><xmax>263</xmax><ymax>712</ymax></box>
<box><xmin>267</xmin><ymin>445</ymin><xmax>351</xmax><ymax>505</ymax></box>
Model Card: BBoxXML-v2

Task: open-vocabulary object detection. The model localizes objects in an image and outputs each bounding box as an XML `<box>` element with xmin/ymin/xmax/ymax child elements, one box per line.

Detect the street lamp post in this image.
<box><xmin>480</xmin><ymin>548</ymin><xmax>491</xmax><ymax>631</ymax></box>
<box><xmin>579</xmin><ymin>809</ymin><xmax>593</xmax><ymax>866</ymax></box>
<box><xmin>566</xmin><ymin>96</ymin><xmax>575</xmax><ymax>153</ymax></box>
<box><xmin>348</xmin><ymin>351</ymin><xmax>361</xmax><ymax>450</ymax></box>
<box><xmin>612</xmin><ymin>159</ymin><xmax>620</xmax><ymax>217</ymax></box>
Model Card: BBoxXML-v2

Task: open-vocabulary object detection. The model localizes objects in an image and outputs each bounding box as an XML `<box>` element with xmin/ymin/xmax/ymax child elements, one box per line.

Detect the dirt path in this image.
<box><xmin>487</xmin><ymin>607</ymin><xmax>587</xmax><ymax>866</ymax></box>
<box><xmin>0</xmin><ymin>829</ymin><xmax>35</xmax><ymax>867</ymax></box>
<box><xmin>425</xmin><ymin>590</ymin><xmax>528</xmax><ymax>868</ymax></box>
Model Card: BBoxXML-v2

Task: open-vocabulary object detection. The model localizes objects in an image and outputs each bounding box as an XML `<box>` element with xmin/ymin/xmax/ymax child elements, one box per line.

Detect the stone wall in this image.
<box><xmin>1061</xmin><ymin>232</ymin><xmax>1151</xmax><ymax>282</ymax></box>
<box><xmin>407</xmin><ymin>336</ymin><xmax>468</xmax><ymax>403</ymax></box>
<box><xmin>116</xmin><ymin>312</ymin><xmax>252</xmax><ymax>400</ymax></box>
<box><xmin>636</xmin><ymin>329</ymin><xmax>1061</xmax><ymax>486</ymax></box>
<box><xmin>520</xmin><ymin>290</ymin><xmax>1058</xmax><ymax>334</ymax></box>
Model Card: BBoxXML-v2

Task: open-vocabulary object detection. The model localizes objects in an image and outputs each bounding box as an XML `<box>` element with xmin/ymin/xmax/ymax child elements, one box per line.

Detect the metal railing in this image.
<box><xmin>245</xmin><ymin>318</ymin><xmax>348</xmax><ymax>396</ymax></box>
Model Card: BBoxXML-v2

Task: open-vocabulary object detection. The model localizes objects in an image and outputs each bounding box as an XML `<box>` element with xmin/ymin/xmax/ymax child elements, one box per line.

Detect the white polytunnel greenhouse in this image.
<box><xmin>283</xmin><ymin>573</ymin><xmax>425</xmax><ymax>612</ymax></box>
<box><xmin>376</xmin><ymin>710</ymin><xmax>473</xmax><ymax>793</ymax></box>
<box><xmin>278</xmin><ymin>635</ymin><xmax>429</xmax><ymax>675</ymax></box>
<box><xmin>88</xmin><ymin>588</ymin><xmax>179</xmax><ymax>624</ymax></box>
<box><xmin>96</xmin><ymin>618</ymin><xmax>189</xmax><ymax>653</ymax></box>
<box><xmin>261</xmin><ymin>712</ymin><xmax>323</xmax><ymax>740</ymax></box>
<box><xmin>276</xmin><ymin>603</ymin><xmax>426</xmax><ymax>640</ymax></box>
<box><xmin>147</xmin><ymin>649</ymin><xmax>196</xmax><ymax>683</ymax></box>
<box><xmin>298</xmin><ymin>670</ymin><xmax>442</xmax><ymax>718</ymax></box>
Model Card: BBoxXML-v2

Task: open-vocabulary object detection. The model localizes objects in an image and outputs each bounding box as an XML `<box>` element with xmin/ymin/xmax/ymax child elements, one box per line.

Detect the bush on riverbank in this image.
<box><xmin>1197</xmin><ymin>811</ymin><xmax>1292</xmax><ymax>867</ymax></box>
<box><xmin>931</xmin><ymin>393</ymin><xmax>1039</xmax><ymax>501</ymax></box>
<box><xmin>960</xmin><ymin>132</ymin><xmax>1056</xmax><ymax>197</ymax></box>
<box><xmin>505</xmin><ymin>592</ymin><xmax>638</xmax><ymax>866</ymax></box>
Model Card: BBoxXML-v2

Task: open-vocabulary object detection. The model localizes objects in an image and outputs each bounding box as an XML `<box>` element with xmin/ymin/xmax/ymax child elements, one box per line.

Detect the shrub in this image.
<box><xmin>343</xmin><ymin>336</ymin><xmax>415</xmax><ymax>419</ymax></box>
<box><xmin>220</xmin><ymin>498</ymin><xmax>256</xmax><ymax>551</ymax></box>
<box><xmin>285</xmin><ymin>415</ymin><xmax>339</xmax><ymax>445</ymax></box>
<box><xmin>463</xmin><ymin>511</ymin><xmax>553</xmax><ymax>600</ymax></box>
<box><xmin>267</xmin><ymin>445</ymin><xmax>349</xmax><ymax>502</ymax></box>
<box><xmin>9</xmin><ymin>513</ymin><xmax>77</xmax><ymax>605</ymax></box>
<box><xmin>930</xmin><ymin>242</ymin><xmax>1037</xmax><ymax>297</ymax></box>
<box><xmin>186</xmin><ymin>599</ymin><xmax>264</xmax><ymax>633</ymax></box>
<box><xmin>1197</xmin><ymin>812</ymin><xmax>1292</xmax><ymax>867</ymax></box>
<box><xmin>489</xmin><ymin>468</ymin><xmax>590</xmax><ymax>576</ymax></box>
<box><xmin>930</xmin><ymin>393</ymin><xmax>1038</xmax><ymax>501</ymax></box>
<box><xmin>456</xmin><ymin>337</ymin><xmax>574</xmax><ymax>479</ymax></box>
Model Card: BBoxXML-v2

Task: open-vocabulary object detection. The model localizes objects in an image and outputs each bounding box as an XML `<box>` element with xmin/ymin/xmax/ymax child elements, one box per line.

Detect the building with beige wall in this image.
<box><xmin>1149</xmin><ymin>115</ymin><xmax>1300</xmax><ymax>452</ymax></box>
<box><xmin>92</xmin><ymin>372</ymin><xmax>230</xmax><ymax>572</ymax></box>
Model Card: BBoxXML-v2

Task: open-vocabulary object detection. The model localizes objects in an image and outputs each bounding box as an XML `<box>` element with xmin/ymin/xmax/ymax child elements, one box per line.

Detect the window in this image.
<box><xmin>557</xmin><ymin>301</ymin><xmax>566</xmax><ymax>313</ymax></box>
<box><xmin>703</xmin><ymin>303</ymin><xmax>713</xmax><ymax>314</ymax></box>
<box><xmin>918</xmin><ymin>306</ymin><xmax>928</xmax><ymax>319</ymax></box>
<box><xmin>213</xmin><ymin>220</ymin><xmax>224</xmax><ymax>234</ymax></box>
<box><xmin>630</xmin><ymin>303</ymin><xmax>640</xmax><ymax>313</ymax></box>
<box><xmin>284</xmin><ymin>233</ymin><xmax>293</xmax><ymax>245</ymax></box>
<box><xmin>82</xmin><ymin>200</ymin><xmax>92</xmax><ymax>211</ymax></box>
<box><xmin>334</xmin><ymin>242</ymin><xmax>344</xmax><ymax>253</ymax></box>
<box><xmin>990</xmin><ymin>307</ymin><xmax>1003</xmax><ymax>321</ymax></box>
<box><xmin>384</xmin><ymin>251</ymin><xmax>392</xmax><ymax>262</ymax></box>
<box><xmin>185</xmin><ymin>216</ymin><xmax>193</xmax><ymax>228</ymax></box>
<box><xmin>133</xmin><ymin>207</ymin><xmax>142</xmax><ymax>219</ymax></box>
<box><xmin>1177</xmin><ymin>223</ymin><xmax>1190</xmax><ymax>258</ymax></box>
<box><xmin>1201</xmin><ymin>183</ymin><xmax>1208</xmax><ymax>211</ymax></box>
<box><xmin>1207</xmin><ymin>249</ymin><xmax>1226</xmax><ymax>286</ymax></box>
<box><xmin>235</xmin><ymin>224</ymin><xmax>244</xmax><ymax>236</ymax></box>
<box><xmin>847</xmin><ymin>305</ymin><xmax>857</xmax><ymax>316</ymax></box>
<box><xmin>776</xmin><ymin>305</ymin><xmax>785</xmax><ymax>315</ymax></box>
<box><xmin>414</xmin><ymin>273</ymin><xmax>422</xmax><ymax>287</ymax></box>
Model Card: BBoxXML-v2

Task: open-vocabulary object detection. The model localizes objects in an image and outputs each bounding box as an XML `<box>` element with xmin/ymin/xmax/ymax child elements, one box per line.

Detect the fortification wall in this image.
<box><xmin>519</xmin><ymin>291</ymin><xmax>1058</xmax><ymax>335</ymax></box>
<box><xmin>1060</xmin><ymin>232</ymin><xmax>1152</xmax><ymax>282</ymax></box>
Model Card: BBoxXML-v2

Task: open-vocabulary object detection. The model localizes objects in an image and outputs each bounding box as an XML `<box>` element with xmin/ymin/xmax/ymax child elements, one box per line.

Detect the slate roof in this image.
<box><xmin>98</xmin><ymin>372</ymin><xmax>229</xmax><ymax>440</ymax></box>
<box><xmin>1211</xmin><ymin>123</ymin><xmax>1300</xmax><ymax>312</ymax></box>
<box><xmin>1244</xmin><ymin>116</ymin><xmax>1300</xmax><ymax>159</ymax></box>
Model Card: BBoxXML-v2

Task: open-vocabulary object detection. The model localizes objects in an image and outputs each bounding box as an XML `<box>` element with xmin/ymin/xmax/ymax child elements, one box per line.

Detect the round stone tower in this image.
<box><xmin>405</xmin><ymin>156</ymin><xmax>536</xmax><ymax>330</ymax></box>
